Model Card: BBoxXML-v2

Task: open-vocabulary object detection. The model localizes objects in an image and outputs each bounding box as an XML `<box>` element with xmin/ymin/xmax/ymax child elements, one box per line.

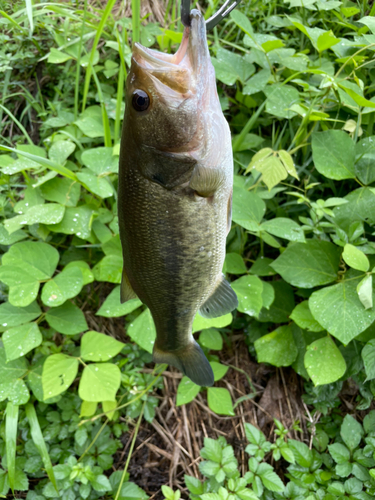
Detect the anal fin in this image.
<box><xmin>120</xmin><ymin>269</ymin><xmax>138</xmax><ymax>303</ymax></box>
<box><xmin>199</xmin><ymin>274</ymin><xmax>238</xmax><ymax>318</ymax></box>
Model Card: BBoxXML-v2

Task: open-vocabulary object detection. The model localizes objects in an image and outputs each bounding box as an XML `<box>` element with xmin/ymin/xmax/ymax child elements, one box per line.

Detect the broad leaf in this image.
<box><xmin>41</xmin><ymin>267</ymin><xmax>83</xmax><ymax>307</ymax></box>
<box><xmin>199</xmin><ymin>329</ymin><xmax>223</xmax><ymax>350</ymax></box>
<box><xmin>0</xmin><ymin>301</ymin><xmax>41</xmax><ymax>330</ymax></box>
<box><xmin>362</xmin><ymin>339</ymin><xmax>375</xmax><ymax>381</ymax></box>
<box><xmin>304</xmin><ymin>336</ymin><xmax>346</xmax><ymax>386</ymax></box>
<box><xmin>42</xmin><ymin>354</ymin><xmax>79</xmax><ymax>399</ymax></box>
<box><xmin>312</xmin><ymin>130</ymin><xmax>355</xmax><ymax>180</ymax></box>
<box><xmin>176</xmin><ymin>377</ymin><xmax>200</xmax><ymax>406</ymax></box>
<box><xmin>342</xmin><ymin>244</ymin><xmax>369</xmax><ymax>272</ymax></box>
<box><xmin>127</xmin><ymin>309</ymin><xmax>156</xmax><ymax>353</ymax></box>
<box><xmin>271</xmin><ymin>240</ymin><xmax>340</xmax><ymax>288</ymax></box>
<box><xmin>78</xmin><ymin>363</ymin><xmax>121</xmax><ymax>402</ymax></box>
<box><xmin>261</xmin><ymin>218</ymin><xmax>305</xmax><ymax>242</ymax></box>
<box><xmin>290</xmin><ymin>301</ymin><xmax>324</xmax><ymax>332</ymax></box>
<box><xmin>254</xmin><ymin>326</ymin><xmax>298</xmax><ymax>367</ymax></box>
<box><xmin>45</xmin><ymin>301</ymin><xmax>88</xmax><ymax>335</ymax></box>
<box><xmin>96</xmin><ymin>286</ymin><xmax>142</xmax><ymax>317</ymax></box>
<box><xmin>192</xmin><ymin>313</ymin><xmax>232</xmax><ymax>333</ymax></box>
<box><xmin>2</xmin><ymin>241</ymin><xmax>59</xmax><ymax>280</ymax></box>
<box><xmin>80</xmin><ymin>331</ymin><xmax>124</xmax><ymax>361</ymax></box>
<box><xmin>207</xmin><ymin>387</ymin><xmax>234</xmax><ymax>416</ymax></box>
<box><xmin>232</xmin><ymin>275</ymin><xmax>263</xmax><ymax>317</ymax></box>
<box><xmin>309</xmin><ymin>280</ymin><xmax>375</xmax><ymax>344</ymax></box>
<box><xmin>3</xmin><ymin>323</ymin><xmax>42</xmax><ymax>361</ymax></box>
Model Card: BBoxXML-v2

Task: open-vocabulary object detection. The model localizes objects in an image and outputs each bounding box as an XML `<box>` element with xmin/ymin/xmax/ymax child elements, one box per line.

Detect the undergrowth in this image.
<box><xmin>0</xmin><ymin>0</ymin><xmax>375</xmax><ymax>498</ymax></box>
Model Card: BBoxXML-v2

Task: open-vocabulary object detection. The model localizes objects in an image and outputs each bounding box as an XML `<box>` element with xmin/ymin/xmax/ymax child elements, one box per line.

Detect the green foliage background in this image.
<box><xmin>1</xmin><ymin>0</ymin><xmax>375</xmax><ymax>498</ymax></box>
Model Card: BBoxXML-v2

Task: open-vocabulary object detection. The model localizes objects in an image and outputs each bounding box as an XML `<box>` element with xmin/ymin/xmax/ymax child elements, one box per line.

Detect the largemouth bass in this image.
<box><xmin>118</xmin><ymin>9</ymin><xmax>238</xmax><ymax>387</ymax></box>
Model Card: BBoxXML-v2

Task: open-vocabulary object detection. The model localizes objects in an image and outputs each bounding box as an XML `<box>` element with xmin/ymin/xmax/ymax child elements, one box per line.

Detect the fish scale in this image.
<box><xmin>118</xmin><ymin>10</ymin><xmax>238</xmax><ymax>386</ymax></box>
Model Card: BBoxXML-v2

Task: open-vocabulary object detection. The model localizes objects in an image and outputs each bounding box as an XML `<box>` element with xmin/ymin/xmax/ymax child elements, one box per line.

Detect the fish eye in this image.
<box><xmin>132</xmin><ymin>89</ymin><xmax>150</xmax><ymax>111</ymax></box>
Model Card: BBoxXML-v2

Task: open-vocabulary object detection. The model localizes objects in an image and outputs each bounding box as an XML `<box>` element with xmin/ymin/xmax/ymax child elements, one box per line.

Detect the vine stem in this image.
<box><xmin>114</xmin><ymin>400</ymin><xmax>146</xmax><ymax>500</ymax></box>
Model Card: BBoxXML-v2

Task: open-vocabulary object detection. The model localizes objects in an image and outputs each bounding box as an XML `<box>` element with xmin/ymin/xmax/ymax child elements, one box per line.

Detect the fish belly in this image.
<box><xmin>118</xmin><ymin>167</ymin><xmax>227</xmax><ymax>351</ymax></box>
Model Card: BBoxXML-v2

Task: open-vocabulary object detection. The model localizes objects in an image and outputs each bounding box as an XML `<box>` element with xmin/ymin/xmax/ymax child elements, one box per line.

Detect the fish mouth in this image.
<box><xmin>132</xmin><ymin>9</ymin><xmax>209</xmax><ymax>95</ymax></box>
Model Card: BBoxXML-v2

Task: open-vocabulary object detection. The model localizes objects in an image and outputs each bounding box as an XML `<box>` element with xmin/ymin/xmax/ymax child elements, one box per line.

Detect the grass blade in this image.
<box><xmin>5</xmin><ymin>402</ymin><xmax>19</xmax><ymax>494</ymax></box>
<box><xmin>74</xmin><ymin>0</ymin><xmax>88</xmax><ymax>120</ymax></box>
<box><xmin>25</xmin><ymin>403</ymin><xmax>58</xmax><ymax>493</ymax></box>
<box><xmin>0</xmin><ymin>145</ymin><xmax>78</xmax><ymax>180</ymax></box>
<box><xmin>0</xmin><ymin>104</ymin><xmax>33</xmax><ymax>145</ymax></box>
<box><xmin>25</xmin><ymin>0</ymin><xmax>34</xmax><ymax>36</ymax></box>
<box><xmin>81</xmin><ymin>0</ymin><xmax>117</xmax><ymax>112</ymax></box>
<box><xmin>131</xmin><ymin>0</ymin><xmax>140</xmax><ymax>44</ymax></box>
<box><xmin>89</xmin><ymin>62</ymin><xmax>112</xmax><ymax>147</ymax></box>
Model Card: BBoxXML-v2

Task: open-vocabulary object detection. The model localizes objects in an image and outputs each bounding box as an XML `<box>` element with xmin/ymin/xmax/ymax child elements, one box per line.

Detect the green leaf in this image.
<box><xmin>309</xmin><ymin>280</ymin><xmax>375</xmax><ymax>344</ymax></box>
<box><xmin>210</xmin><ymin>362</ymin><xmax>229</xmax><ymax>382</ymax></box>
<box><xmin>362</xmin><ymin>340</ymin><xmax>375</xmax><ymax>381</ymax></box>
<box><xmin>328</xmin><ymin>443</ymin><xmax>350</xmax><ymax>464</ymax></box>
<box><xmin>243</xmin><ymin>68</ymin><xmax>271</xmax><ymax>95</ymax></box>
<box><xmin>42</xmin><ymin>354</ymin><xmax>79</xmax><ymax>399</ymax></box>
<box><xmin>354</xmin><ymin>136</ymin><xmax>375</xmax><ymax>186</ymax></box>
<box><xmin>288</xmin><ymin>439</ymin><xmax>312</xmax><ymax>468</ymax></box>
<box><xmin>0</xmin><ymin>266</ymin><xmax>40</xmax><ymax>307</ymax></box>
<box><xmin>78</xmin><ymin>363</ymin><xmax>121</xmax><ymax>402</ymax></box>
<box><xmin>2</xmin><ymin>241</ymin><xmax>59</xmax><ymax>280</ymax></box>
<box><xmin>0</xmin><ymin>345</ymin><xmax>27</xmax><ymax>383</ymax></box>
<box><xmin>176</xmin><ymin>377</ymin><xmax>200</xmax><ymax>406</ymax></box>
<box><xmin>25</xmin><ymin>403</ymin><xmax>58</xmax><ymax>494</ymax></box>
<box><xmin>290</xmin><ymin>301</ymin><xmax>324</xmax><ymax>332</ymax></box>
<box><xmin>201</xmin><ymin>437</ymin><xmax>223</xmax><ymax>463</ymax></box>
<box><xmin>45</xmin><ymin>301</ymin><xmax>88</xmax><ymax>335</ymax></box>
<box><xmin>47</xmin><ymin>48</ymin><xmax>72</xmax><ymax>63</ymax></box>
<box><xmin>75</xmin><ymin>115</ymin><xmax>104</xmax><ymax>138</ymax></box>
<box><xmin>90</xmin><ymin>474</ymin><xmax>112</xmax><ymax>492</ymax></box>
<box><xmin>199</xmin><ymin>329</ymin><xmax>223</xmax><ymax>350</ymax></box>
<box><xmin>232</xmin><ymin>275</ymin><xmax>263</xmax><ymax>317</ymax></box>
<box><xmin>257</xmin><ymin>463</ymin><xmax>284</xmax><ymax>492</ymax></box>
<box><xmin>3</xmin><ymin>322</ymin><xmax>42</xmax><ymax>361</ymax></box>
<box><xmin>93</xmin><ymin>255</ymin><xmax>123</xmax><ymax>283</ymax></box>
<box><xmin>77</xmin><ymin>171</ymin><xmax>114</xmax><ymax>198</ymax></box>
<box><xmin>258</xmin><ymin>280</ymin><xmax>295</xmax><ymax>323</ymax></box>
<box><xmin>317</xmin><ymin>30</ymin><xmax>340</xmax><ymax>52</ymax></box>
<box><xmin>80</xmin><ymin>401</ymin><xmax>98</xmax><ymax>417</ymax></box>
<box><xmin>48</xmin><ymin>140</ymin><xmax>75</xmax><ymax>164</ymax></box>
<box><xmin>357</xmin><ymin>275</ymin><xmax>373</xmax><ymax>310</ymax></box>
<box><xmin>254</xmin><ymin>325</ymin><xmax>298</xmax><ymax>367</ymax></box>
<box><xmin>0</xmin><ymin>301</ymin><xmax>41</xmax><ymax>330</ymax></box>
<box><xmin>0</xmin><ymin>378</ymin><xmax>30</xmax><ymax>405</ymax></box>
<box><xmin>304</xmin><ymin>336</ymin><xmax>346</xmax><ymax>386</ymax></box>
<box><xmin>81</xmin><ymin>147</ymin><xmax>119</xmax><ymax>175</ymax></box>
<box><xmin>312</xmin><ymin>130</ymin><xmax>356</xmax><ymax>180</ymax></box>
<box><xmin>261</xmin><ymin>218</ymin><xmax>305</xmax><ymax>242</ymax></box>
<box><xmin>184</xmin><ymin>475</ymin><xmax>203</xmax><ymax>495</ymax></box>
<box><xmin>96</xmin><ymin>286</ymin><xmax>142</xmax><ymax>317</ymax></box>
<box><xmin>211</xmin><ymin>48</ymin><xmax>254</xmax><ymax>85</ymax></box>
<box><xmin>230</xmin><ymin>9</ymin><xmax>254</xmax><ymax>36</ymax></box>
<box><xmin>47</xmin><ymin>205</ymin><xmax>93</xmax><ymax>240</ymax></box>
<box><xmin>223</xmin><ymin>253</ymin><xmax>247</xmax><ymax>274</ymax></box>
<box><xmin>65</xmin><ymin>260</ymin><xmax>94</xmax><ymax>286</ymax></box>
<box><xmin>271</xmin><ymin>240</ymin><xmax>340</xmax><ymax>288</ymax></box>
<box><xmin>232</xmin><ymin>186</ymin><xmax>266</xmax><ymax>231</ymax></box>
<box><xmin>341</xmin><ymin>415</ymin><xmax>363</xmax><ymax>452</ymax></box>
<box><xmin>333</xmin><ymin>187</ymin><xmax>375</xmax><ymax>231</ymax></box>
<box><xmin>342</xmin><ymin>244</ymin><xmax>369</xmax><ymax>272</ymax></box>
<box><xmin>264</xmin><ymin>84</ymin><xmax>300</xmax><ymax>119</ymax></box>
<box><xmin>4</xmin><ymin>203</ymin><xmax>65</xmax><ymax>234</ymax></box>
<box><xmin>40</xmin><ymin>177</ymin><xmax>81</xmax><ymax>207</ymax></box>
<box><xmin>252</xmin><ymin>155</ymin><xmax>288</xmax><ymax>191</ymax></box>
<box><xmin>207</xmin><ymin>387</ymin><xmax>234</xmax><ymax>416</ymax></box>
<box><xmin>6</xmin><ymin>402</ymin><xmax>18</xmax><ymax>493</ymax></box>
<box><xmin>358</xmin><ymin>16</ymin><xmax>375</xmax><ymax>34</ymax></box>
<box><xmin>250</xmin><ymin>257</ymin><xmax>276</xmax><ymax>276</ymax></box>
<box><xmin>192</xmin><ymin>312</ymin><xmax>232</xmax><ymax>333</ymax></box>
<box><xmin>80</xmin><ymin>331</ymin><xmax>124</xmax><ymax>361</ymax></box>
<box><xmin>127</xmin><ymin>308</ymin><xmax>156</xmax><ymax>353</ymax></box>
<box><xmin>41</xmin><ymin>267</ymin><xmax>83</xmax><ymax>307</ymax></box>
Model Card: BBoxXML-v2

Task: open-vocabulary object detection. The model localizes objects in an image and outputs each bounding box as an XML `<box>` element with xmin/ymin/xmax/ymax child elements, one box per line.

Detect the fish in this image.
<box><xmin>118</xmin><ymin>9</ymin><xmax>238</xmax><ymax>387</ymax></box>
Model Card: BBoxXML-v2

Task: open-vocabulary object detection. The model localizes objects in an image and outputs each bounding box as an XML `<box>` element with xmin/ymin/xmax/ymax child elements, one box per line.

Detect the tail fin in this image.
<box><xmin>153</xmin><ymin>341</ymin><xmax>214</xmax><ymax>387</ymax></box>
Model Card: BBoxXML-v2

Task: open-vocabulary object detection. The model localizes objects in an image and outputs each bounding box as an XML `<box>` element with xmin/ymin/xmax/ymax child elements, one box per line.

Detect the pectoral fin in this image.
<box><xmin>199</xmin><ymin>274</ymin><xmax>238</xmax><ymax>318</ymax></box>
<box><xmin>189</xmin><ymin>164</ymin><xmax>225</xmax><ymax>197</ymax></box>
<box><xmin>120</xmin><ymin>269</ymin><xmax>138</xmax><ymax>303</ymax></box>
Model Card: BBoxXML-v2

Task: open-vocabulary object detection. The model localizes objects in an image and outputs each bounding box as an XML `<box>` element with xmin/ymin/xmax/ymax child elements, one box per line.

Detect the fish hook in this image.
<box><xmin>181</xmin><ymin>0</ymin><xmax>242</xmax><ymax>30</ymax></box>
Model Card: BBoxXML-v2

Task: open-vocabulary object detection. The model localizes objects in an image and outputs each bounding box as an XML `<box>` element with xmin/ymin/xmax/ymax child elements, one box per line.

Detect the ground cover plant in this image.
<box><xmin>0</xmin><ymin>0</ymin><xmax>375</xmax><ymax>498</ymax></box>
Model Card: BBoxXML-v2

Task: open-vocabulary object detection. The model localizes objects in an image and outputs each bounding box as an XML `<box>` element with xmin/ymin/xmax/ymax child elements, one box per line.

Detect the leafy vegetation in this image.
<box><xmin>0</xmin><ymin>0</ymin><xmax>375</xmax><ymax>498</ymax></box>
